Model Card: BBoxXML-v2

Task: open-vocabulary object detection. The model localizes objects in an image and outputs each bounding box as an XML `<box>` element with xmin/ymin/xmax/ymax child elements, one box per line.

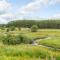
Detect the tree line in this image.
<box><xmin>0</xmin><ymin>19</ymin><xmax>60</xmax><ymax>29</ymax></box>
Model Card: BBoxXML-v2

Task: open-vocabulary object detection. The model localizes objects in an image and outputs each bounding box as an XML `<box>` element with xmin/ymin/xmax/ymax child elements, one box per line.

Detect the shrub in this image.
<box><xmin>2</xmin><ymin>34</ymin><xmax>33</xmax><ymax>45</ymax></box>
<box><xmin>6</xmin><ymin>28</ymin><xmax>10</xmax><ymax>32</ymax></box>
<box><xmin>2</xmin><ymin>34</ymin><xmax>22</xmax><ymax>45</ymax></box>
<box><xmin>10</xmin><ymin>26</ymin><xmax>15</xmax><ymax>31</ymax></box>
<box><xmin>2</xmin><ymin>33</ymin><xmax>14</xmax><ymax>45</ymax></box>
<box><xmin>16</xmin><ymin>34</ymin><xmax>33</xmax><ymax>44</ymax></box>
<box><xmin>31</xmin><ymin>25</ymin><xmax>38</xmax><ymax>32</ymax></box>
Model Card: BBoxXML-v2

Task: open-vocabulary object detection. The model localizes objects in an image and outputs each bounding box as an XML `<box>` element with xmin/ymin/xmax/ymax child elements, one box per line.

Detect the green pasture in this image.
<box><xmin>0</xmin><ymin>28</ymin><xmax>60</xmax><ymax>60</ymax></box>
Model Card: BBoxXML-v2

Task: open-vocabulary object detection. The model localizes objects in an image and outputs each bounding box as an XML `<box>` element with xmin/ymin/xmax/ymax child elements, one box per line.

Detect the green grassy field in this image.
<box><xmin>0</xmin><ymin>28</ymin><xmax>60</xmax><ymax>60</ymax></box>
<box><xmin>0</xmin><ymin>44</ymin><xmax>60</xmax><ymax>60</ymax></box>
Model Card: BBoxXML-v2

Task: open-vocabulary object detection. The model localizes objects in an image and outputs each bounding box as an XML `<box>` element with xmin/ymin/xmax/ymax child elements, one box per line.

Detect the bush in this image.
<box><xmin>31</xmin><ymin>25</ymin><xmax>38</xmax><ymax>32</ymax></box>
<box><xmin>6</xmin><ymin>28</ymin><xmax>10</xmax><ymax>32</ymax></box>
<box><xmin>17</xmin><ymin>34</ymin><xmax>33</xmax><ymax>44</ymax></box>
<box><xmin>2</xmin><ymin>33</ymin><xmax>14</xmax><ymax>45</ymax></box>
<box><xmin>2</xmin><ymin>34</ymin><xmax>33</xmax><ymax>45</ymax></box>
<box><xmin>10</xmin><ymin>26</ymin><xmax>15</xmax><ymax>31</ymax></box>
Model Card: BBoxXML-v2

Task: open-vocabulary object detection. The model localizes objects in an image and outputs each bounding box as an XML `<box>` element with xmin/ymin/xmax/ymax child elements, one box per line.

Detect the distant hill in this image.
<box><xmin>1</xmin><ymin>19</ymin><xmax>60</xmax><ymax>29</ymax></box>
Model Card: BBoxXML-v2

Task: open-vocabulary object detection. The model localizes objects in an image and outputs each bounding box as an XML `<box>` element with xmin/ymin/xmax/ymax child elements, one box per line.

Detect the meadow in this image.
<box><xmin>0</xmin><ymin>28</ymin><xmax>60</xmax><ymax>60</ymax></box>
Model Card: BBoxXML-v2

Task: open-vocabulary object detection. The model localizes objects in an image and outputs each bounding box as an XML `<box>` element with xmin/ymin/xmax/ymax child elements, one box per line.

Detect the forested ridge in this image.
<box><xmin>1</xmin><ymin>20</ymin><xmax>60</xmax><ymax>29</ymax></box>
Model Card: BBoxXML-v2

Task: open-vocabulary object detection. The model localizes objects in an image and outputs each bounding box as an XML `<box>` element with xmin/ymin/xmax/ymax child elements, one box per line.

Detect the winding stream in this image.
<box><xmin>32</xmin><ymin>36</ymin><xmax>60</xmax><ymax>51</ymax></box>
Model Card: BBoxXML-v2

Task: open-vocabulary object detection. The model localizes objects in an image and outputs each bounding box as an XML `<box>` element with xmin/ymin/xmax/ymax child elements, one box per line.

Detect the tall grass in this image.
<box><xmin>0</xmin><ymin>44</ymin><xmax>59</xmax><ymax>60</ymax></box>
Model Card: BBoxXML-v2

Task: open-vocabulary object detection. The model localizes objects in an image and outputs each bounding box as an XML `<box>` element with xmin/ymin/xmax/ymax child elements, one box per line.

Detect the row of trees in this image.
<box><xmin>0</xmin><ymin>25</ymin><xmax>38</xmax><ymax>32</ymax></box>
<box><xmin>6</xmin><ymin>20</ymin><xmax>60</xmax><ymax>29</ymax></box>
<box><xmin>0</xmin><ymin>20</ymin><xmax>60</xmax><ymax>29</ymax></box>
<box><xmin>7</xmin><ymin>25</ymin><xmax>38</xmax><ymax>32</ymax></box>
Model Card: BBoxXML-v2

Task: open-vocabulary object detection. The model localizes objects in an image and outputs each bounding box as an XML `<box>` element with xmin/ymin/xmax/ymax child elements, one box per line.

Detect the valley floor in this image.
<box><xmin>0</xmin><ymin>29</ymin><xmax>60</xmax><ymax>60</ymax></box>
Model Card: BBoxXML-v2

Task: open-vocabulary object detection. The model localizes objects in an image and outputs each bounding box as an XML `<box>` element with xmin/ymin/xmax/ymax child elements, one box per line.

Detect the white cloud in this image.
<box><xmin>19</xmin><ymin>0</ymin><xmax>44</xmax><ymax>15</ymax></box>
<box><xmin>50</xmin><ymin>13</ymin><xmax>60</xmax><ymax>19</ymax></box>
<box><xmin>0</xmin><ymin>0</ymin><xmax>60</xmax><ymax>24</ymax></box>
<box><xmin>0</xmin><ymin>13</ymin><xmax>15</xmax><ymax>24</ymax></box>
<box><xmin>0</xmin><ymin>0</ymin><xmax>11</xmax><ymax>15</ymax></box>
<box><xmin>0</xmin><ymin>18</ymin><xmax>8</xmax><ymax>24</ymax></box>
<box><xmin>0</xmin><ymin>0</ymin><xmax>13</xmax><ymax>24</ymax></box>
<box><xmin>1</xmin><ymin>13</ymin><xmax>15</xmax><ymax>20</ymax></box>
<box><xmin>19</xmin><ymin>0</ymin><xmax>60</xmax><ymax>17</ymax></box>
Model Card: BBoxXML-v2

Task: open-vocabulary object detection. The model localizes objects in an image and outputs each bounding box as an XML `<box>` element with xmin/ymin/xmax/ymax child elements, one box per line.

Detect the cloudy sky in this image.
<box><xmin>0</xmin><ymin>0</ymin><xmax>60</xmax><ymax>24</ymax></box>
